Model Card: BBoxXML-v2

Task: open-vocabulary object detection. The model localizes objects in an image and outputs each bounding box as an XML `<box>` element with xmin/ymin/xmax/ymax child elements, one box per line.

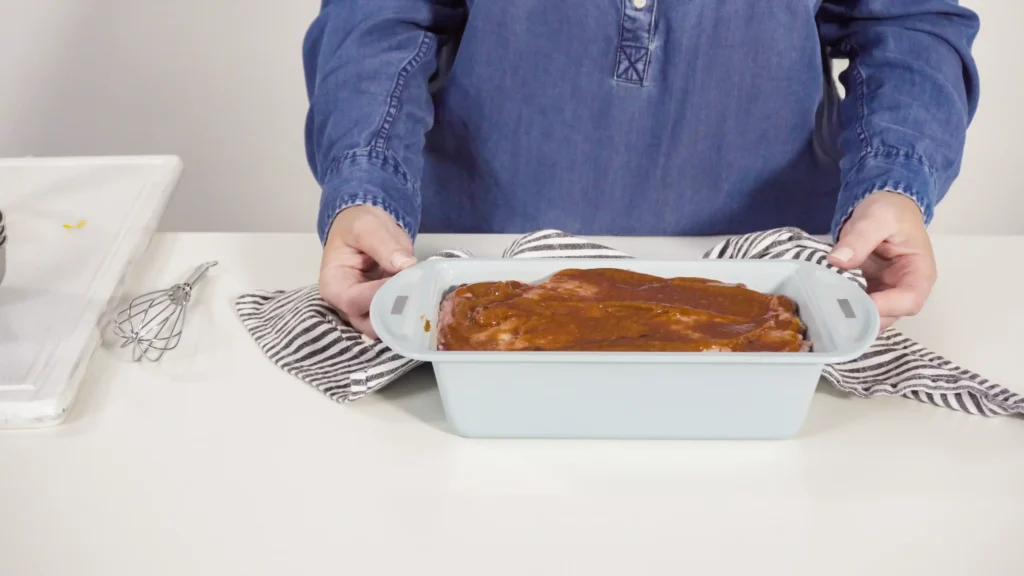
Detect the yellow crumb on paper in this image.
<box><xmin>63</xmin><ymin>219</ymin><xmax>87</xmax><ymax>229</ymax></box>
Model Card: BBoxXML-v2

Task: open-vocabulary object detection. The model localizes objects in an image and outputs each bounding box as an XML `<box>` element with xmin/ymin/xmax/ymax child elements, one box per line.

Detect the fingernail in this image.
<box><xmin>391</xmin><ymin>253</ymin><xmax>416</xmax><ymax>270</ymax></box>
<box><xmin>830</xmin><ymin>246</ymin><xmax>854</xmax><ymax>263</ymax></box>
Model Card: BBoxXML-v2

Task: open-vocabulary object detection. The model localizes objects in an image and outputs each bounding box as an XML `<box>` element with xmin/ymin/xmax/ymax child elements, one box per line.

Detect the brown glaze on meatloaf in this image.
<box><xmin>436</xmin><ymin>268</ymin><xmax>809</xmax><ymax>352</ymax></box>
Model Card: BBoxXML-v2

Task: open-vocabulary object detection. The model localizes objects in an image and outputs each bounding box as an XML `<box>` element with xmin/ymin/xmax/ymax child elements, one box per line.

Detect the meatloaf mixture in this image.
<box><xmin>436</xmin><ymin>268</ymin><xmax>809</xmax><ymax>352</ymax></box>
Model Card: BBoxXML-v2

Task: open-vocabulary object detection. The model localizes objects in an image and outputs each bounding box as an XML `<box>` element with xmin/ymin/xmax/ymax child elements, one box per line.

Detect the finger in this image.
<box><xmin>879</xmin><ymin>315</ymin><xmax>899</xmax><ymax>332</ymax></box>
<box><xmin>320</xmin><ymin>244</ymin><xmax>372</xmax><ymax>270</ymax></box>
<box><xmin>318</xmin><ymin>266</ymin><xmax>363</xmax><ymax>312</ymax></box>
<box><xmin>349</xmin><ymin>252</ymin><xmax>378</xmax><ymax>272</ymax></box>
<box><xmin>879</xmin><ymin>255</ymin><xmax>937</xmax><ymax>291</ymax></box>
<box><xmin>334</xmin><ymin>277</ymin><xmax>389</xmax><ymax>319</ymax></box>
<box><xmin>871</xmin><ymin>254</ymin><xmax>934</xmax><ymax>319</ymax></box>
<box><xmin>857</xmin><ymin>253</ymin><xmax>889</xmax><ymax>280</ymax></box>
<box><xmin>829</xmin><ymin>221</ymin><xmax>892</xmax><ymax>270</ymax></box>
<box><xmin>349</xmin><ymin>314</ymin><xmax>379</xmax><ymax>340</ymax></box>
<box><xmin>870</xmin><ymin>287</ymin><xmax>927</xmax><ymax>318</ymax></box>
<box><xmin>319</xmin><ymin>267</ymin><xmax>385</xmax><ymax>318</ymax></box>
<box><xmin>345</xmin><ymin>217</ymin><xmax>416</xmax><ymax>273</ymax></box>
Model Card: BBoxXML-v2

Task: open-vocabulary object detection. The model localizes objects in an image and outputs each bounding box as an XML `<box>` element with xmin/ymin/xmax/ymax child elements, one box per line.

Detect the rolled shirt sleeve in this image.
<box><xmin>303</xmin><ymin>0</ymin><xmax>466</xmax><ymax>244</ymax></box>
<box><xmin>818</xmin><ymin>0</ymin><xmax>981</xmax><ymax>238</ymax></box>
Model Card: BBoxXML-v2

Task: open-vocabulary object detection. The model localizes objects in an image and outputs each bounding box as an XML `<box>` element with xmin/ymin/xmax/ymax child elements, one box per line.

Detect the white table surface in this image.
<box><xmin>1</xmin><ymin>232</ymin><xmax>1022</xmax><ymax>576</ymax></box>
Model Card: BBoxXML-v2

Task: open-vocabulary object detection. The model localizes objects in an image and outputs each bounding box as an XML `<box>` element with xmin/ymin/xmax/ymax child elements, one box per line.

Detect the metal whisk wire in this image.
<box><xmin>113</xmin><ymin>261</ymin><xmax>218</xmax><ymax>361</ymax></box>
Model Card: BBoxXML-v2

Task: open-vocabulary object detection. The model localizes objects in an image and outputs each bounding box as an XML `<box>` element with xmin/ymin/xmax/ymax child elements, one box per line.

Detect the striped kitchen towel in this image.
<box><xmin>234</xmin><ymin>228</ymin><xmax>1022</xmax><ymax>417</ymax></box>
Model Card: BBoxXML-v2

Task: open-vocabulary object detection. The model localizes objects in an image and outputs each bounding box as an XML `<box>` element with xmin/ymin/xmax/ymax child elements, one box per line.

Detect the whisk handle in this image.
<box><xmin>185</xmin><ymin>261</ymin><xmax>219</xmax><ymax>286</ymax></box>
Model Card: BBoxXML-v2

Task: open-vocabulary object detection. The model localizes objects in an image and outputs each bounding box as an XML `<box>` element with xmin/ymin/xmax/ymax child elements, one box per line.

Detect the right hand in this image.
<box><xmin>319</xmin><ymin>204</ymin><xmax>417</xmax><ymax>338</ymax></box>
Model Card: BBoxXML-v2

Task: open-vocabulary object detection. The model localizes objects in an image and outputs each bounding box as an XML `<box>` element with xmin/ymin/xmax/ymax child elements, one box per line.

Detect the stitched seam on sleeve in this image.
<box><xmin>840</xmin><ymin>40</ymin><xmax>871</xmax><ymax>153</ymax></box>
<box><xmin>832</xmin><ymin>183</ymin><xmax>932</xmax><ymax>241</ymax></box>
<box><xmin>841</xmin><ymin>147</ymin><xmax>938</xmax><ymax>193</ymax></box>
<box><xmin>370</xmin><ymin>31</ymin><xmax>435</xmax><ymax>154</ymax></box>
<box><xmin>322</xmin><ymin>148</ymin><xmax>417</xmax><ymax>192</ymax></box>
<box><xmin>334</xmin><ymin>196</ymin><xmax>415</xmax><ymax>236</ymax></box>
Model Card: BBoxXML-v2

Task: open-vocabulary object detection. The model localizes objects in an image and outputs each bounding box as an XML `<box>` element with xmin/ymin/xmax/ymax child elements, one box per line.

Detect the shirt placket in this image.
<box><xmin>615</xmin><ymin>0</ymin><xmax>657</xmax><ymax>85</ymax></box>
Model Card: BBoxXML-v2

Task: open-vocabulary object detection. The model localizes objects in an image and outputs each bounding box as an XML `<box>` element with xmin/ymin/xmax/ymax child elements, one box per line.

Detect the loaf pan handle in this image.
<box><xmin>369</xmin><ymin>262</ymin><xmax>430</xmax><ymax>359</ymax></box>
<box><xmin>809</xmin><ymin>264</ymin><xmax>880</xmax><ymax>362</ymax></box>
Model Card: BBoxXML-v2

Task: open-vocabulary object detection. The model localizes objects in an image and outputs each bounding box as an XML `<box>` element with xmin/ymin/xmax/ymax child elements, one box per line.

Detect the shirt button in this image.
<box><xmin>632</xmin><ymin>0</ymin><xmax>647</xmax><ymax>8</ymax></box>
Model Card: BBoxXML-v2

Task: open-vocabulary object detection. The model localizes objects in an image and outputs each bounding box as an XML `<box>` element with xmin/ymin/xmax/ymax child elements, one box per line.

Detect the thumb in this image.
<box><xmin>829</xmin><ymin>219</ymin><xmax>891</xmax><ymax>269</ymax></box>
<box><xmin>348</xmin><ymin>220</ymin><xmax>417</xmax><ymax>274</ymax></box>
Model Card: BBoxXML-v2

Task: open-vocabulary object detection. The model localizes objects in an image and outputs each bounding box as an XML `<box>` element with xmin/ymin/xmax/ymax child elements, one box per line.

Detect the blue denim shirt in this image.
<box><xmin>303</xmin><ymin>0</ymin><xmax>979</xmax><ymax>244</ymax></box>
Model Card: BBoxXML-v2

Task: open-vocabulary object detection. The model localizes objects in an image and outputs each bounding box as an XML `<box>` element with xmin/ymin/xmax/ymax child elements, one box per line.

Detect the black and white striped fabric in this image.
<box><xmin>235</xmin><ymin>228</ymin><xmax>1022</xmax><ymax>416</ymax></box>
<box><xmin>0</xmin><ymin>209</ymin><xmax>7</xmax><ymax>285</ymax></box>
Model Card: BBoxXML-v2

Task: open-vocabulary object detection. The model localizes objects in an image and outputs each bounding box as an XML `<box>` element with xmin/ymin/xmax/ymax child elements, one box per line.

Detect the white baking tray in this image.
<box><xmin>370</xmin><ymin>259</ymin><xmax>879</xmax><ymax>440</ymax></box>
<box><xmin>0</xmin><ymin>156</ymin><xmax>181</xmax><ymax>428</ymax></box>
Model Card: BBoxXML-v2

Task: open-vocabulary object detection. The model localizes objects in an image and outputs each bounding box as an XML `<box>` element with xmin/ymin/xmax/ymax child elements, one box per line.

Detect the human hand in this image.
<box><xmin>319</xmin><ymin>205</ymin><xmax>416</xmax><ymax>338</ymax></box>
<box><xmin>827</xmin><ymin>191</ymin><xmax>936</xmax><ymax>331</ymax></box>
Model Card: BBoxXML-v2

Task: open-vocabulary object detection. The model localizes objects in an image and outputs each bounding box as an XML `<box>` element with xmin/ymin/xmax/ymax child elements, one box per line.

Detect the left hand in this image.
<box><xmin>827</xmin><ymin>191</ymin><xmax>936</xmax><ymax>332</ymax></box>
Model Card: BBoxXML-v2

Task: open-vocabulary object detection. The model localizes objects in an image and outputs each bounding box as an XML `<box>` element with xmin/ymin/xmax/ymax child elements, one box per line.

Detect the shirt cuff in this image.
<box><xmin>831</xmin><ymin>149</ymin><xmax>935</xmax><ymax>241</ymax></box>
<box><xmin>317</xmin><ymin>150</ymin><xmax>421</xmax><ymax>246</ymax></box>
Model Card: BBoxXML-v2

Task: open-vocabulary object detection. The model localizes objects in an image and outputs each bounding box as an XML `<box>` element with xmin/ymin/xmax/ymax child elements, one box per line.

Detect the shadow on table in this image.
<box><xmin>797</xmin><ymin>379</ymin><xmax>869</xmax><ymax>437</ymax></box>
<box><xmin>374</xmin><ymin>364</ymin><xmax>451</xmax><ymax>433</ymax></box>
<box><xmin>43</xmin><ymin>354</ymin><xmax>117</xmax><ymax>433</ymax></box>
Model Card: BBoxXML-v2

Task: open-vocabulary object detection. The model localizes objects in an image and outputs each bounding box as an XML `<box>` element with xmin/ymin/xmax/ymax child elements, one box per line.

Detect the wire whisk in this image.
<box><xmin>113</xmin><ymin>261</ymin><xmax>218</xmax><ymax>361</ymax></box>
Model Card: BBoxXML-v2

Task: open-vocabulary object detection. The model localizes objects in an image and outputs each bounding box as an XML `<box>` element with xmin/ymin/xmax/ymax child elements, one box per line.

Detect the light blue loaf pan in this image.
<box><xmin>370</xmin><ymin>259</ymin><xmax>879</xmax><ymax>440</ymax></box>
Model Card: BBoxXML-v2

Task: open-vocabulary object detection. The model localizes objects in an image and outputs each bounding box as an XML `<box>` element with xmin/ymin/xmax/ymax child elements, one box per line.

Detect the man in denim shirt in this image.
<box><xmin>303</xmin><ymin>0</ymin><xmax>979</xmax><ymax>336</ymax></box>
